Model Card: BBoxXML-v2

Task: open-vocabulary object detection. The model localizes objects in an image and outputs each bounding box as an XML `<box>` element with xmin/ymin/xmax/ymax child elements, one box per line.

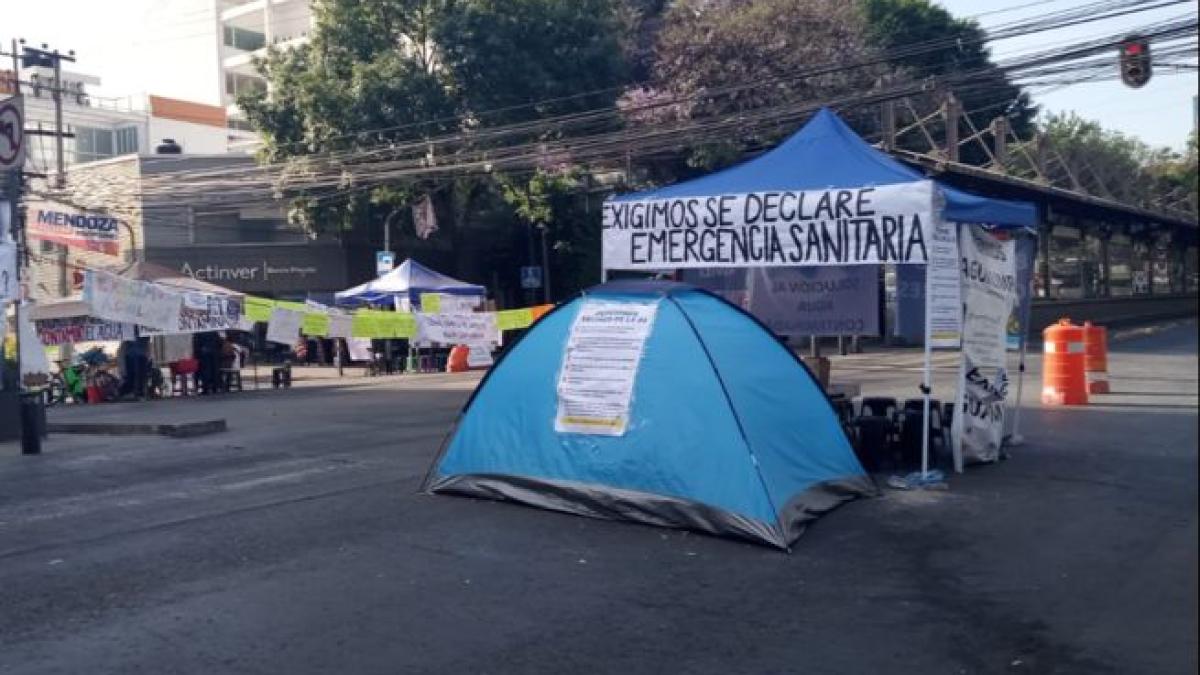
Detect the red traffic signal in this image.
<box><xmin>1119</xmin><ymin>36</ymin><xmax>1152</xmax><ymax>88</ymax></box>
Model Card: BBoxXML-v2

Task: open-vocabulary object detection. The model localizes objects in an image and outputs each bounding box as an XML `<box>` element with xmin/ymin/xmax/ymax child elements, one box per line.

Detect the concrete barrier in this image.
<box><xmin>1029</xmin><ymin>294</ymin><xmax>1198</xmax><ymax>337</ymax></box>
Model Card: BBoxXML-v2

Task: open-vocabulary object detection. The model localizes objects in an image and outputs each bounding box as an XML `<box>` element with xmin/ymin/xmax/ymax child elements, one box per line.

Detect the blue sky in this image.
<box><xmin>940</xmin><ymin>0</ymin><xmax>1197</xmax><ymax>149</ymax></box>
<box><xmin>6</xmin><ymin>0</ymin><xmax>1198</xmax><ymax>149</ymax></box>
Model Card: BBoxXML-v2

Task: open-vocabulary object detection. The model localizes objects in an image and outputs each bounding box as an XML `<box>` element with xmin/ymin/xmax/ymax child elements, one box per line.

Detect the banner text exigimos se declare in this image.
<box><xmin>602</xmin><ymin>182</ymin><xmax>936</xmax><ymax>270</ymax></box>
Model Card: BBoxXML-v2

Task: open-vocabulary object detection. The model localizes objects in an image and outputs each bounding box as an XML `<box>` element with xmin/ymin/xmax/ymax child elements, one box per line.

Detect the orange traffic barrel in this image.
<box><xmin>1042</xmin><ymin>318</ymin><xmax>1088</xmax><ymax>406</ymax></box>
<box><xmin>446</xmin><ymin>345</ymin><xmax>470</xmax><ymax>373</ymax></box>
<box><xmin>1082</xmin><ymin>321</ymin><xmax>1109</xmax><ymax>394</ymax></box>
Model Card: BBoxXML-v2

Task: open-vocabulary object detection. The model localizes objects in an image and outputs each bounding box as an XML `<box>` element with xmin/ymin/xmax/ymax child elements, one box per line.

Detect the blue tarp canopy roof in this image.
<box><xmin>335</xmin><ymin>258</ymin><xmax>486</xmax><ymax>306</ymax></box>
<box><xmin>611</xmin><ymin>108</ymin><xmax>1037</xmax><ymax>229</ymax></box>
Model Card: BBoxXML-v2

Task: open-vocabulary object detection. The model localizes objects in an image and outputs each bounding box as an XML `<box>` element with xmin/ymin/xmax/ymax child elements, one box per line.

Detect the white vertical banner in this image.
<box><xmin>555</xmin><ymin>300</ymin><xmax>659</xmax><ymax>436</ymax></box>
<box><xmin>925</xmin><ymin>217</ymin><xmax>961</xmax><ymax>348</ymax></box>
<box><xmin>952</xmin><ymin>225</ymin><xmax>1018</xmax><ymax>469</ymax></box>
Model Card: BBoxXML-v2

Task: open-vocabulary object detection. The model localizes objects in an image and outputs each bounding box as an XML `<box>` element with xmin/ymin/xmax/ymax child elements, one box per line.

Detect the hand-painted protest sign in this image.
<box><xmin>35</xmin><ymin>316</ymin><xmax>135</xmax><ymax>345</ymax></box>
<box><xmin>415</xmin><ymin>312</ymin><xmax>498</xmax><ymax>347</ymax></box>
<box><xmin>601</xmin><ymin>182</ymin><xmax>935</xmax><ymax>270</ymax></box>
<box><xmin>142</xmin><ymin>295</ymin><xmax>245</xmax><ymax>335</ymax></box>
<box><xmin>84</xmin><ymin>270</ymin><xmax>183</xmax><ymax>332</ymax></box>
<box><xmin>555</xmin><ymin>300</ymin><xmax>658</xmax><ymax>436</ymax></box>
<box><xmin>684</xmin><ymin>266</ymin><xmax>879</xmax><ymax>336</ymax></box>
<box><xmin>952</xmin><ymin>224</ymin><xmax>1017</xmax><ymax>469</ymax></box>
<box><xmin>266</xmin><ymin>308</ymin><xmax>304</xmax><ymax>345</ymax></box>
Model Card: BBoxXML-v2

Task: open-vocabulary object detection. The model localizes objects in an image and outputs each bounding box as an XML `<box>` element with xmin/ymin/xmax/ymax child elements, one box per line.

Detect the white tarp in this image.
<box><xmin>266</xmin><ymin>308</ymin><xmax>304</xmax><ymax>346</ymax></box>
<box><xmin>601</xmin><ymin>182</ymin><xmax>935</xmax><ymax>270</ymax></box>
<box><xmin>415</xmin><ymin>312</ymin><xmax>498</xmax><ymax>347</ymax></box>
<box><xmin>555</xmin><ymin>300</ymin><xmax>659</xmax><ymax>436</ymax></box>
<box><xmin>952</xmin><ymin>225</ymin><xmax>1018</xmax><ymax>469</ymax></box>
<box><xmin>84</xmin><ymin>270</ymin><xmax>183</xmax><ymax>332</ymax></box>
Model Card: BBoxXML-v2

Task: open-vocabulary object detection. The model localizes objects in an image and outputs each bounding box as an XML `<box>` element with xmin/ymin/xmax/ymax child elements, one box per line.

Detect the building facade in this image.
<box><xmin>25</xmin><ymin>154</ymin><xmax>346</xmax><ymax>303</ymax></box>
<box><xmin>2</xmin><ymin>67</ymin><xmax>240</xmax><ymax>170</ymax></box>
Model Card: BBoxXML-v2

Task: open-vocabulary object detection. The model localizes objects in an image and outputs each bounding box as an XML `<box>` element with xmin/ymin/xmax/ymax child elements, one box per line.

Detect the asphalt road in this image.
<box><xmin>1</xmin><ymin>321</ymin><xmax>1196</xmax><ymax>674</ymax></box>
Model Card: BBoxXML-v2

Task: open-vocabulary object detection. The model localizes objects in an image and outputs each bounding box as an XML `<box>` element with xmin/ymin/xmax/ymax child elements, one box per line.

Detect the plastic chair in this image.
<box><xmin>898</xmin><ymin>398</ymin><xmax>946</xmax><ymax>469</ymax></box>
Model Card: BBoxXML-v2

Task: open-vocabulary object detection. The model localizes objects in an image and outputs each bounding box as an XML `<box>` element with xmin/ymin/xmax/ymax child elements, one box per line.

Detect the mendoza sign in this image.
<box><xmin>602</xmin><ymin>182</ymin><xmax>935</xmax><ymax>270</ymax></box>
<box><xmin>28</xmin><ymin>200</ymin><xmax>124</xmax><ymax>256</ymax></box>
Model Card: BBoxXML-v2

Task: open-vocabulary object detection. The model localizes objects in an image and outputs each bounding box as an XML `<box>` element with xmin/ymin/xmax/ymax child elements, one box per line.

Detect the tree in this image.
<box><xmin>239</xmin><ymin>0</ymin><xmax>629</xmax><ymax>298</ymax></box>
<box><xmin>628</xmin><ymin>0</ymin><xmax>893</xmax><ymax>174</ymax></box>
<box><xmin>859</xmin><ymin>0</ymin><xmax>1035</xmax><ymax>164</ymax></box>
<box><xmin>1034</xmin><ymin>112</ymin><xmax>1197</xmax><ymax>215</ymax></box>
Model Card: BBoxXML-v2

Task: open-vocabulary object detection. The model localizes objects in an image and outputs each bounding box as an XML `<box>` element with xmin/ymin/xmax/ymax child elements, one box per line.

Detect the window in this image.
<box><xmin>115</xmin><ymin>126</ymin><xmax>139</xmax><ymax>155</ymax></box>
<box><xmin>1048</xmin><ymin>226</ymin><xmax>1084</xmax><ymax>299</ymax></box>
<box><xmin>227</xmin><ymin>118</ymin><xmax>255</xmax><ymax>132</ymax></box>
<box><xmin>223</xmin><ymin>25</ymin><xmax>266</xmax><ymax>51</ymax></box>
<box><xmin>193</xmin><ymin>210</ymin><xmax>305</xmax><ymax>244</ymax></box>
<box><xmin>74</xmin><ymin>126</ymin><xmax>115</xmax><ymax>163</ymax></box>
<box><xmin>224</xmin><ymin>72</ymin><xmax>265</xmax><ymax>98</ymax></box>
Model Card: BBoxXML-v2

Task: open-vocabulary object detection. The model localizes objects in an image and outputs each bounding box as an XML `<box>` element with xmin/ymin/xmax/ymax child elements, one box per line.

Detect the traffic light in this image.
<box><xmin>1119</xmin><ymin>36</ymin><xmax>1152</xmax><ymax>89</ymax></box>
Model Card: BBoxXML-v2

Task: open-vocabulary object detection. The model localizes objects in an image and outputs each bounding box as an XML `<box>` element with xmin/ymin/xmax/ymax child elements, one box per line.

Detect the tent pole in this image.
<box><xmin>1009</xmin><ymin>333</ymin><xmax>1028</xmax><ymax>447</ymax></box>
<box><xmin>921</xmin><ymin>261</ymin><xmax>933</xmax><ymax>478</ymax></box>
<box><xmin>920</xmin><ymin>333</ymin><xmax>932</xmax><ymax>478</ymax></box>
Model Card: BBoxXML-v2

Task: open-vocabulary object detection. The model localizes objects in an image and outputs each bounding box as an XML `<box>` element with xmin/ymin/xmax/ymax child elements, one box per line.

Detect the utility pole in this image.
<box><xmin>17</xmin><ymin>41</ymin><xmax>75</xmax><ymax>189</ymax></box>
<box><xmin>942</xmin><ymin>91</ymin><xmax>961</xmax><ymax>163</ymax></box>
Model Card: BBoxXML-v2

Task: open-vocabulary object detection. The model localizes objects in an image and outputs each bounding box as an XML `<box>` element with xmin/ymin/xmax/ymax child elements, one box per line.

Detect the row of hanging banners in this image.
<box><xmin>601</xmin><ymin>183</ymin><xmax>1036</xmax><ymax>471</ymax></box>
<box><xmin>37</xmin><ymin>269</ymin><xmax>550</xmax><ymax>359</ymax></box>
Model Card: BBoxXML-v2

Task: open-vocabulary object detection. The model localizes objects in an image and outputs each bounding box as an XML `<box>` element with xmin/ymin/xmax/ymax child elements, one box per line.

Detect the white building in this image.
<box><xmin>3</xmin><ymin>67</ymin><xmax>238</xmax><ymax>172</ymax></box>
<box><xmin>138</xmin><ymin>0</ymin><xmax>314</xmax><ymax>150</ymax></box>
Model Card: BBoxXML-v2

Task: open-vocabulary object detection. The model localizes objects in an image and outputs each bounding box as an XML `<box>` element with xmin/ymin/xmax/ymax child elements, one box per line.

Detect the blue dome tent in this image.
<box><xmin>423</xmin><ymin>280</ymin><xmax>875</xmax><ymax>550</ymax></box>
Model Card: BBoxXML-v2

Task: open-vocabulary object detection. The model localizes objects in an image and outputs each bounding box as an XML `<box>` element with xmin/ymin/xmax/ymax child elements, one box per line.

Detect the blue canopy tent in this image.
<box><xmin>607</xmin><ymin>107</ymin><xmax>1037</xmax><ymax>229</ymax></box>
<box><xmin>600</xmin><ymin>108</ymin><xmax>1038</xmax><ymax>477</ymax></box>
<box><xmin>424</xmin><ymin>280</ymin><xmax>875</xmax><ymax>549</ymax></box>
<box><xmin>335</xmin><ymin>258</ymin><xmax>486</xmax><ymax>309</ymax></box>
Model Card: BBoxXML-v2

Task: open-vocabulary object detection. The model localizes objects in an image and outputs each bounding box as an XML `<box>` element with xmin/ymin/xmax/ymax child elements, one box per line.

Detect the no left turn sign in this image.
<box><xmin>0</xmin><ymin>96</ymin><xmax>25</xmax><ymax>170</ymax></box>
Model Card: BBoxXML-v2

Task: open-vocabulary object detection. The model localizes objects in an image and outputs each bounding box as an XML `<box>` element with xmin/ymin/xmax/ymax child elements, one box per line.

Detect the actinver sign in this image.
<box><xmin>149</xmin><ymin>243</ymin><xmax>346</xmax><ymax>295</ymax></box>
<box><xmin>181</xmin><ymin>261</ymin><xmax>320</xmax><ymax>283</ymax></box>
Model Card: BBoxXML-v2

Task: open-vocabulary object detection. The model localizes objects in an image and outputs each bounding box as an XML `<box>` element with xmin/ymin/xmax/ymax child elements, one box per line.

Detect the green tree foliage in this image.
<box><xmin>239</xmin><ymin>0</ymin><xmax>627</xmax><ymax>299</ymax></box>
<box><xmin>860</xmin><ymin>0</ymin><xmax>1035</xmax><ymax>163</ymax></box>
<box><xmin>627</xmin><ymin>0</ymin><xmax>891</xmax><ymax>174</ymax></box>
<box><xmin>1037</xmin><ymin>113</ymin><xmax>1198</xmax><ymax>215</ymax></box>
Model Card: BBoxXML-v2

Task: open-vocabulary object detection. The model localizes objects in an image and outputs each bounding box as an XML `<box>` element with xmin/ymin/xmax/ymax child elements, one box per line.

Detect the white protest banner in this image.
<box><xmin>266</xmin><ymin>308</ymin><xmax>304</xmax><ymax>345</ymax></box>
<box><xmin>602</xmin><ymin>182</ymin><xmax>935</xmax><ymax>270</ymax></box>
<box><xmin>142</xmin><ymin>295</ymin><xmax>245</xmax><ymax>335</ymax></box>
<box><xmin>555</xmin><ymin>300</ymin><xmax>659</xmax><ymax>436</ymax></box>
<box><xmin>84</xmin><ymin>270</ymin><xmax>184</xmax><ymax>332</ymax></box>
<box><xmin>415</xmin><ymin>312</ymin><xmax>498</xmax><ymax>347</ymax></box>
<box><xmin>0</xmin><ymin>242</ymin><xmax>17</xmax><ymax>304</ymax></box>
<box><xmin>925</xmin><ymin>217</ymin><xmax>962</xmax><ymax>348</ymax></box>
<box><xmin>466</xmin><ymin>343</ymin><xmax>494</xmax><ymax>368</ymax></box>
<box><xmin>346</xmin><ymin>337</ymin><xmax>373</xmax><ymax>361</ymax></box>
<box><xmin>420</xmin><ymin>293</ymin><xmax>482</xmax><ymax>314</ymax></box>
<box><xmin>952</xmin><ymin>224</ymin><xmax>1017</xmax><ymax>469</ymax></box>
<box><xmin>328</xmin><ymin>314</ymin><xmax>353</xmax><ymax>340</ymax></box>
<box><xmin>19</xmin><ymin>307</ymin><xmax>52</xmax><ymax>386</ymax></box>
<box><xmin>35</xmin><ymin>316</ymin><xmax>136</xmax><ymax>345</ymax></box>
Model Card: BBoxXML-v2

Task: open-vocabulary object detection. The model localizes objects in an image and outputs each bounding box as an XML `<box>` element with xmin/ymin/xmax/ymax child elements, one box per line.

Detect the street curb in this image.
<box><xmin>46</xmin><ymin>419</ymin><xmax>228</xmax><ymax>438</ymax></box>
